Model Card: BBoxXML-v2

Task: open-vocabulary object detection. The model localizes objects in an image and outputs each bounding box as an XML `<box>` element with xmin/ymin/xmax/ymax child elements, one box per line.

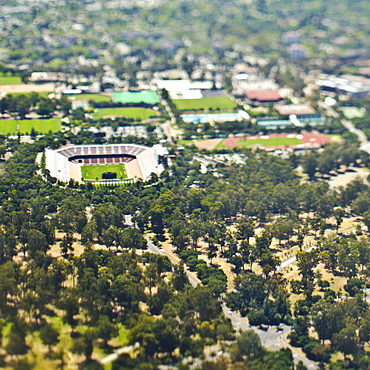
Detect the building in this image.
<box><xmin>275</xmin><ymin>104</ymin><xmax>322</xmax><ymax>126</ymax></box>
<box><xmin>42</xmin><ymin>144</ymin><xmax>167</xmax><ymax>184</ymax></box>
<box><xmin>316</xmin><ymin>75</ymin><xmax>370</xmax><ymax>98</ymax></box>
<box><xmin>289</xmin><ymin>44</ymin><xmax>306</xmax><ymax>61</ymax></box>
<box><xmin>283</xmin><ymin>30</ymin><xmax>302</xmax><ymax>46</ymax></box>
<box><xmin>245</xmin><ymin>90</ymin><xmax>283</xmax><ymax>105</ymax></box>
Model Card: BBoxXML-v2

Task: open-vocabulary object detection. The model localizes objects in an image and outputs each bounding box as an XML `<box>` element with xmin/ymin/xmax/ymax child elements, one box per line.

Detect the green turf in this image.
<box><xmin>340</xmin><ymin>106</ymin><xmax>365</xmax><ymax>119</ymax></box>
<box><xmin>173</xmin><ymin>97</ymin><xmax>238</xmax><ymax>111</ymax></box>
<box><xmin>237</xmin><ymin>137</ymin><xmax>303</xmax><ymax>147</ymax></box>
<box><xmin>81</xmin><ymin>164</ymin><xmax>127</xmax><ymax>181</ymax></box>
<box><xmin>0</xmin><ymin>75</ymin><xmax>22</xmax><ymax>85</ymax></box>
<box><xmin>76</xmin><ymin>94</ymin><xmax>112</xmax><ymax>102</ymax></box>
<box><xmin>94</xmin><ymin>107</ymin><xmax>159</xmax><ymax>120</ymax></box>
<box><xmin>0</xmin><ymin>118</ymin><xmax>61</xmax><ymax>135</ymax></box>
<box><xmin>11</xmin><ymin>92</ymin><xmax>51</xmax><ymax>98</ymax></box>
<box><xmin>113</xmin><ymin>90</ymin><xmax>159</xmax><ymax>105</ymax></box>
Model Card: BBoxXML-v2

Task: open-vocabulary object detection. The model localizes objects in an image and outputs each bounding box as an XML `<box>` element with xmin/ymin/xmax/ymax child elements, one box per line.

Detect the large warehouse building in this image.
<box><xmin>43</xmin><ymin>143</ymin><xmax>167</xmax><ymax>184</ymax></box>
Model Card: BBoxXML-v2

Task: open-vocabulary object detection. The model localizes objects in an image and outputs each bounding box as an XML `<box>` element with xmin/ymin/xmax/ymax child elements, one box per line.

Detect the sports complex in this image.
<box><xmin>43</xmin><ymin>143</ymin><xmax>167</xmax><ymax>185</ymax></box>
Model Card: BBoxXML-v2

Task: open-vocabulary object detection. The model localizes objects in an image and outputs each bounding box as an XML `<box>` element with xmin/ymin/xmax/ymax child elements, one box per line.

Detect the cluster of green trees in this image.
<box><xmin>302</xmin><ymin>142</ymin><xmax>368</xmax><ymax>179</ymax></box>
<box><xmin>2</xmin><ymin>129</ymin><xmax>370</xmax><ymax>368</ymax></box>
<box><xmin>0</xmin><ymin>93</ymin><xmax>71</xmax><ymax>119</ymax></box>
<box><xmin>286</xmin><ymin>237</ymin><xmax>370</xmax><ymax>367</ymax></box>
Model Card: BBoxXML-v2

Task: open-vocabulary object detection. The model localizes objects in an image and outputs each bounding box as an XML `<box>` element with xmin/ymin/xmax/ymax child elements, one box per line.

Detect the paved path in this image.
<box><xmin>341</xmin><ymin>119</ymin><xmax>370</xmax><ymax>154</ymax></box>
<box><xmin>100</xmin><ymin>343</ymin><xmax>139</xmax><ymax>365</ymax></box>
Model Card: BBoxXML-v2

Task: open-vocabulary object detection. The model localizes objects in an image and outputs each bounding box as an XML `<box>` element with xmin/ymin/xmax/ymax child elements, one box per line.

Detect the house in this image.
<box><xmin>245</xmin><ymin>90</ymin><xmax>283</xmax><ymax>105</ymax></box>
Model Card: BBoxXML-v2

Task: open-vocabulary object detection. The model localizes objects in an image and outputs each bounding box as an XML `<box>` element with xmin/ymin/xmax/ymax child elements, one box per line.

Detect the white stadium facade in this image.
<box><xmin>43</xmin><ymin>143</ymin><xmax>167</xmax><ymax>184</ymax></box>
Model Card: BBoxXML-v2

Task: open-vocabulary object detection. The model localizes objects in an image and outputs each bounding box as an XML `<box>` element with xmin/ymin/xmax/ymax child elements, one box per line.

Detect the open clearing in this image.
<box><xmin>94</xmin><ymin>107</ymin><xmax>158</xmax><ymax>120</ymax></box>
<box><xmin>173</xmin><ymin>96</ymin><xmax>238</xmax><ymax>111</ymax></box>
<box><xmin>81</xmin><ymin>164</ymin><xmax>127</xmax><ymax>181</ymax></box>
<box><xmin>0</xmin><ymin>118</ymin><xmax>61</xmax><ymax>135</ymax></box>
<box><xmin>340</xmin><ymin>106</ymin><xmax>365</xmax><ymax>119</ymax></box>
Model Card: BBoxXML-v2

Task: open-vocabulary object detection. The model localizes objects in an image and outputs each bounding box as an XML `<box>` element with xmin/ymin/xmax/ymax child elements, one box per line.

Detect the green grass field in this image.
<box><xmin>340</xmin><ymin>106</ymin><xmax>365</xmax><ymax>119</ymax></box>
<box><xmin>113</xmin><ymin>90</ymin><xmax>159</xmax><ymax>105</ymax></box>
<box><xmin>237</xmin><ymin>137</ymin><xmax>303</xmax><ymax>147</ymax></box>
<box><xmin>94</xmin><ymin>107</ymin><xmax>159</xmax><ymax>120</ymax></box>
<box><xmin>0</xmin><ymin>118</ymin><xmax>61</xmax><ymax>135</ymax></box>
<box><xmin>0</xmin><ymin>75</ymin><xmax>22</xmax><ymax>85</ymax></box>
<box><xmin>173</xmin><ymin>96</ymin><xmax>238</xmax><ymax>111</ymax></box>
<box><xmin>11</xmin><ymin>92</ymin><xmax>51</xmax><ymax>98</ymax></box>
<box><xmin>76</xmin><ymin>94</ymin><xmax>112</xmax><ymax>103</ymax></box>
<box><xmin>81</xmin><ymin>164</ymin><xmax>127</xmax><ymax>181</ymax></box>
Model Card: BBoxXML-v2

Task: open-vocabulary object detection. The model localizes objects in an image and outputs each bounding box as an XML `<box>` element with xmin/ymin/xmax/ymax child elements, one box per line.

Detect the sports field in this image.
<box><xmin>113</xmin><ymin>90</ymin><xmax>159</xmax><ymax>105</ymax></box>
<box><xmin>81</xmin><ymin>164</ymin><xmax>127</xmax><ymax>181</ymax></box>
<box><xmin>236</xmin><ymin>137</ymin><xmax>303</xmax><ymax>148</ymax></box>
<box><xmin>0</xmin><ymin>118</ymin><xmax>61</xmax><ymax>135</ymax></box>
<box><xmin>12</xmin><ymin>92</ymin><xmax>51</xmax><ymax>98</ymax></box>
<box><xmin>173</xmin><ymin>96</ymin><xmax>238</xmax><ymax>111</ymax></box>
<box><xmin>94</xmin><ymin>107</ymin><xmax>158</xmax><ymax>120</ymax></box>
<box><xmin>0</xmin><ymin>75</ymin><xmax>22</xmax><ymax>85</ymax></box>
<box><xmin>75</xmin><ymin>94</ymin><xmax>112</xmax><ymax>103</ymax></box>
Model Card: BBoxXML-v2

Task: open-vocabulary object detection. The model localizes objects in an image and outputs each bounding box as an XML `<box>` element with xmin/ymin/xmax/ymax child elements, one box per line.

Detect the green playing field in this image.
<box><xmin>94</xmin><ymin>107</ymin><xmax>158</xmax><ymax>120</ymax></box>
<box><xmin>112</xmin><ymin>90</ymin><xmax>159</xmax><ymax>105</ymax></box>
<box><xmin>236</xmin><ymin>137</ymin><xmax>303</xmax><ymax>147</ymax></box>
<box><xmin>0</xmin><ymin>75</ymin><xmax>22</xmax><ymax>85</ymax></box>
<box><xmin>0</xmin><ymin>118</ymin><xmax>61</xmax><ymax>135</ymax></box>
<box><xmin>81</xmin><ymin>164</ymin><xmax>127</xmax><ymax>181</ymax></box>
<box><xmin>173</xmin><ymin>96</ymin><xmax>238</xmax><ymax>111</ymax></box>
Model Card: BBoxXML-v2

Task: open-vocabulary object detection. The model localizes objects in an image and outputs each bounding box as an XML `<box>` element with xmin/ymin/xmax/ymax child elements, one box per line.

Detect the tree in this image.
<box><xmin>25</xmin><ymin>229</ymin><xmax>48</xmax><ymax>259</ymax></box>
<box><xmin>96</xmin><ymin>315</ymin><xmax>118</xmax><ymax>347</ymax></box>
<box><xmin>172</xmin><ymin>262</ymin><xmax>189</xmax><ymax>291</ymax></box>
<box><xmin>333</xmin><ymin>324</ymin><xmax>359</xmax><ymax>359</ymax></box>
<box><xmin>81</xmin><ymin>220</ymin><xmax>98</xmax><ymax>246</ymax></box>
<box><xmin>302</xmin><ymin>153</ymin><xmax>318</xmax><ymax>180</ymax></box>
<box><xmin>5</xmin><ymin>320</ymin><xmax>28</xmax><ymax>357</ymax></box>
<box><xmin>15</xmin><ymin>94</ymin><xmax>31</xmax><ymax>118</ymax></box>
<box><xmin>333</xmin><ymin>207</ymin><xmax>345</xmax><ymax>232</ymax></box>
<box><xmin>40</xmin><ymin>323</ymin><xmax>59</xmax><ymax>351</ymax></box>
<box><xmin>71</xmin><ymin>329</ymin><xmax>97</xmax><ymax>361</ymax></box>
<box><xmin>37</xmin><ymin>98</ymin><xmax>57</xmax><ymax>117</ymax></box>
<box><xmin>235</xmin><ymin>216</ymin><xmax>255</xmax><ymax>241</ymax></box>
<box><xmin>272</xmin><ymin>218</ymin><xmax>294</xmax><ymax>245</ymax></box>
<box><xmin>236</xmin><ymin>330</ymin><xmax>262</xmax><ymax>358</ymax></box>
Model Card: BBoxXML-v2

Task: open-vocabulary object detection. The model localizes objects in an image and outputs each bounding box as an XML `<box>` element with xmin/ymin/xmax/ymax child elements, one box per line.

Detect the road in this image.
<box><xmin>100</xmin><ymin>343</ymin><xmax>139</xmax><ymax>365</ymax></box>
<box><xmin>341</xmin><ymin>119</ymin><xmax>370</xmax><ymax>154</ymax></box>
<box><xmin>160</xmin><ymin>98</ymin><xmax>178</xmax><ymax>144</ymax></box>
<box><xmin>146</xmin><ymin>241</ymin><xmax>318</xmax><ymax>369</ymax></box>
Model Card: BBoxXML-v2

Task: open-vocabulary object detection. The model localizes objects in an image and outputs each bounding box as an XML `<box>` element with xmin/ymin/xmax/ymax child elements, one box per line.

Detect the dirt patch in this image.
<box><xmin>194</xmin><ymin>138</ymin><xmax>223</xmax><ymax>150</ymax></box>
<box><xmin>328</xmin><ymin>167</ymin><xmax>369</xmax><ymax>188</ymax></box>
<box><xmin>0</xmin><ymin>83</ymin><xmax>55</xmax><ymax>94</ymax></box>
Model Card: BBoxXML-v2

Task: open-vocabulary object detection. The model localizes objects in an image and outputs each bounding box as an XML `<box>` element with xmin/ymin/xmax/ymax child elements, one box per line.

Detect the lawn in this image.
<box><xmin>340</xmin><ymin>106</ymin><xmax>365</xmax><ymax>119</ymax></box>
<box><xmin>0</xmin><ymin>118</ymin><xmax>61</xmax><ymax>135</ymax></box>
<box><xmin>94</xmin><ymin>107</ymin><xmax>158</xmax><ymax>120</ymax></box>
<box><xmin>113</xmin><ymin>90</ymin><xmax>159</xmax><ymax>105</ymax></box>
<box><xmin>173</xmin><ymin>96</ymin><xmax>238</xmax><ymax>111</ymax></box>
<box><xmin>0</xmin><ymin>74</ymin><xmax>22</xmax><ymax>85</ymax></box>
<box><xmin>236</xmin><ymin>137</ymin><xmax>303</xmax><ymax>148</ymax></box>
<box><xmin>81</xmin><ymin>164</ymin><xmax>127</xmax><ymax>181</ymax></box>
<box><xmin>12</xmin><ymin>92</ymin><xmax>51</xmax><ymax>98</ymax></box>
<box><xmin>76</xmin><ymin>94</ymin><xmax>112</xmax><ymax>103</ymax></box>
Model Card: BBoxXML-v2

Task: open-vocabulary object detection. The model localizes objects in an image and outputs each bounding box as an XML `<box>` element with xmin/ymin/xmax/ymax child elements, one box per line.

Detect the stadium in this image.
<box><xmin>43</xmin><ymin>143</ymin><xmax>167</xmax><ymax>185</ymax></box>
